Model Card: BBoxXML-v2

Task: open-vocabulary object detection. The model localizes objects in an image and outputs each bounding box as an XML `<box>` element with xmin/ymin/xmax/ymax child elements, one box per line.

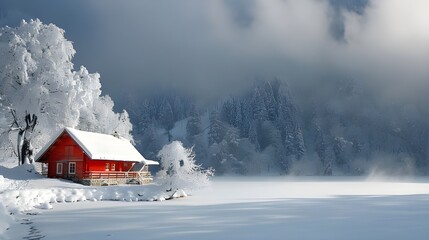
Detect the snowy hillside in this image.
<box><xmin>123</xmin><ymin>79</ymin><xmax>429</xmax><ymax>176</ymax></box>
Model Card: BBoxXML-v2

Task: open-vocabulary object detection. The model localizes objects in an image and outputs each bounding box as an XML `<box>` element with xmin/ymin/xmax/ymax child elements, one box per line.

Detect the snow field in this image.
<box><xmin>0</xmin><ymin>202</ymin><xmax>12</xmax><ymax>240</ymax></box>
<box><xmin>2</xmin><ymin>164</ymin><xmax>429</xmax><ymax>240</ymax></box>
<box><xmin>13</xmin><ymin>177</ymin><xmax>429</xmax><ymax>240</ymax></box>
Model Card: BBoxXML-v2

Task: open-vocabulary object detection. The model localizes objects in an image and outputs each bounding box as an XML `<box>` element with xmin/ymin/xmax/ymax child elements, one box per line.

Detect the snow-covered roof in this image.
<box><xmin>35</xmin><ymin>127</ymin><xmax>159</xmax><ymax>165</ymax></box>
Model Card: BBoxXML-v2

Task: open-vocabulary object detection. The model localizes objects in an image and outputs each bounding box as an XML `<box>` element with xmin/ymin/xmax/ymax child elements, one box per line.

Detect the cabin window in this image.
<box><xmin>111</xmin><ymin>164</ymin><xmax>116</xmax><ymax>171</ymax></box>
<box><xmin>68</xmin><ymin>162</ymin><xmax>76</xmax><ymax>175</ymax></box>
<box><xmin>105</xmin><ymin>163</ymin><xmax>110</xmax><ymax>171</ymax></box>
<box><xmin>56</xmin><ymin>163</ymin><xmax>63</xmax><ymax>175</ymax></box>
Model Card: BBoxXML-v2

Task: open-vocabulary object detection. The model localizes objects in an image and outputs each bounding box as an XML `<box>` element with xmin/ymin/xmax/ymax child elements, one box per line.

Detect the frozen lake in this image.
<box><xmin>6</xmin><ymin>177</ymin><xmax>429</xmax><ymax>240</ymax></box>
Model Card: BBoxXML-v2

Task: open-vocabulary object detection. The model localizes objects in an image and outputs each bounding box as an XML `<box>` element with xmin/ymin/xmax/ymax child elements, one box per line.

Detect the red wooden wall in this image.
<box><xmin>39</xmin><ymin>131</ymin><xmax>84</xmax><ymax>179</ymax></box>
<box><xmin>38</xmin><ymin>131</ymin><xmax>135</xmax><ymax>180</ymax></box>
<box><xmin>85</xmin><ymin>155</ymin><xmax>133</xmax><ymax>172</ymax></box>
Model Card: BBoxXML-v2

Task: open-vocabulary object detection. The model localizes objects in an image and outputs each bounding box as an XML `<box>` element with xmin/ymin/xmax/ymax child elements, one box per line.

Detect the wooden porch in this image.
<box><xmin>81</xmin><ymin>171</ymin><xmax>153</xmax><ymax>186</ymax></box>
<box><xmin>40</xmin><ymin>162</ymin><xmax>154</xmax><ymax>186</ymax></box>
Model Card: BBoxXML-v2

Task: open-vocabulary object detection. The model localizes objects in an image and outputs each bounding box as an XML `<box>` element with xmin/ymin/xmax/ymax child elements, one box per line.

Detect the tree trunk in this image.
<box><xmin>17</xmin><ymin>129</ymin><xmax>25</xmax><ymax>166</ymax></box>
<box><xmin>9</xmin><ymin>110</ymin><xmax>37</xmax><ymax>166</ymax></box>
<box><xmin>21</xmin><ymin>138</ymin><xmax>33</xmax><ymax>165</ymax></box>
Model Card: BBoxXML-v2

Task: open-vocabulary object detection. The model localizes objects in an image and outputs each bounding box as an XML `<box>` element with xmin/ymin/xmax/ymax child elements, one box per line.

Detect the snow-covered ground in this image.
<box><xmin>2</xmin><ymin>169</ymin><xmax>429</xmax><ymax>240</ymax></box>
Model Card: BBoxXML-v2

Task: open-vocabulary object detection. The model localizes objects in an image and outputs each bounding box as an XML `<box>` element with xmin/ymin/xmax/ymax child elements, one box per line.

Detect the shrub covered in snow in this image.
<box><xmin>156</xmin><ymin>141</ymin><xmax>214</xmax><ymax>198</ymax></box>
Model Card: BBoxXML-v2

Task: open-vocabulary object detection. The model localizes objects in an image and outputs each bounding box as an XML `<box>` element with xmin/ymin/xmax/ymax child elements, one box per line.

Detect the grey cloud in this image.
<box><xmin>0</xmin><ymin>0</ymin><xmax>428</xmax><ymax>110</ymax></box>
<box><xmin>328</xmin><ymin>0</ymin><xmax>369</xmax><ymax>41</ymax></box>
<box><xmin>223</xmin><ymin>0</ymin><xmax>256</xmax><ymax>28</ymax></box>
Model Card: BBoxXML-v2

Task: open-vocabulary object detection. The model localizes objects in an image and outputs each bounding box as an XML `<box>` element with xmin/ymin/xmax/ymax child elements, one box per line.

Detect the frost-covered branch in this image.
<box><xmin>0</xmin><ymin>19</ymin><xmax>134</xmax><ymax>154</ymax></box>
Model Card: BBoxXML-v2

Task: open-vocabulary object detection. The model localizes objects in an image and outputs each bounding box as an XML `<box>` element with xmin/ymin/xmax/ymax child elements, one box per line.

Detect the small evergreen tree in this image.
<box><xmin>252</xmin><ymin>88</ymin><xmax>268</xmax><ymax>122</ymax></box>
<box><xmin>208</xmin><ymin>110</ymin><xmax>224</xmax><ymax>145</ymax></box>
<box><xmin>186</xmin><ymin>105</ymin><xmax>201</xmax><ymax>141</ymax></box>
<box><xmin>248</xmin><ymin>121</ymin><xmax>260</xmax><ymax>151</ymax></box>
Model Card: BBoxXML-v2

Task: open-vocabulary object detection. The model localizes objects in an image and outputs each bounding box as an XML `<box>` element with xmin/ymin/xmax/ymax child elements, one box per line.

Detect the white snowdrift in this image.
<box><xmin>0</xmin><ymin>164</ymin><xmax>193</xmax><ymax>239</ymax></box>
<box><xmin>0</xmin><ymin>164</ymin><xmax>42</xmax><ymax>181</ymax></box>
<box><xmin>0</xmin><ymin>179</ymin><xmax>175</xmax><ymax>212</ymax></box>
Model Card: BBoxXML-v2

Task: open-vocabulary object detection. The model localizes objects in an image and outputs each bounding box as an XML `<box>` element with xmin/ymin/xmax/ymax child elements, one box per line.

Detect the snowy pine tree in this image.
<box><xmin>208</xmin><ymin>110</ymin><xmax>224</xmax><ymax>145</ymax></box>
<box><xmin>294</xmin><ymin>126</ymin><xmax>306</xmax><ymax>160</ymax></box>
<box><xmin>248</xmin><ymin>121</ymin><xmax>260</xmax><ymax>151</ymax></box>
<box><xmin>263</xmin><ymin>81</ymin><xmax>277</xmax><ymax>121</ymax></box>
<box><xmin>186</xmin><ymin>105</ymin><xmax>202</xmax><ymax>141</ymax></box>
<box><xmin>252</xmin><ymin>87</ymin><xmax>268</xmax><ymax>122</ymax></box>
<box><xmin>158</xmin><ymin>99</ymin><xmax>174</xmax><ymax>141</ymax></box>
<box><xmin>313</xmin><ymin>123</ymin><xmax>332</xmax><ymax>175</ymax></box>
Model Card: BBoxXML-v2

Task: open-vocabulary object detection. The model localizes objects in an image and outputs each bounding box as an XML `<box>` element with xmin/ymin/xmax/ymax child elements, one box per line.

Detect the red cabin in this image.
<box><xmin>35</xmin><ymin>127</ymin><xmax>158</xmax><ymax>186</ymax></box>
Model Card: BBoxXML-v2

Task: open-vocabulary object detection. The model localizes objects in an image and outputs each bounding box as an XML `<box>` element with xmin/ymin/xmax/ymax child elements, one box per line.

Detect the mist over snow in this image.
<box><xmin>1</xmin><ymin>0</ymin><xmax>429</xmax><ymax>176</ymax></box>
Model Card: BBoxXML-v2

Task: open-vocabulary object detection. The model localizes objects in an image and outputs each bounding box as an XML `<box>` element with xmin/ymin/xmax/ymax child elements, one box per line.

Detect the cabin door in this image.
<box><xmin>56</xmin><ymin>162</ymin><xmax>64</xmax><ymax>177</ymax></box>
<box><xmin>64</xmin><ymin>161</ymin><xmax>69</xmax><ymax>179</ymax></box>
<box><xmin>64</xmin><ymin>145</ymin><xmax>79</xmax><ymax>179</ymax></box>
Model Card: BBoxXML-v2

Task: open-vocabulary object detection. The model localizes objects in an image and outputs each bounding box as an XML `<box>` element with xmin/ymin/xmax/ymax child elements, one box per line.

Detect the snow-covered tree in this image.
<box><xmin>158</xmin><ymin>99</ymin><xmax>174</xmax><ymax>141</ymax></box>
<box><xmin>208</xmin><ymin>110</ymin><xmax>224</xmax><ymax>145</ymax></box>
<box><xmin>294</xmin><ymin>126</ymin><xmax>305</xmax><ymax>160</ymax></box>
<box><xmin>333</xmin><ymin>137</ymin><xmax>347</xmax><ymax>170</ymax></box>
<box><xmin>277</xmin><ymin>91</ymin><xmax>305</xmax><ymax>160</ymax></box>
<box><xmin>218</xmin><ymin>128</ymin><xmax>244</xmax><ymax>174</ymax></box>
<box><xmin>263</xmin><ymin>81</ymin><xmax>277</xmax><ymax>121</ymax></box>
<box><xmin>314</xmin><ymin>124</ymin><xmax>331</xmax><ymax>175</ymax></box>
<box><xmin>156</xmin><ymin>141</ymin><xmax>214</xmax><ymax>198</ymax></box>
<box><xmin>221</xmin><ymin>99</ymin><xmax>236</xmax><ymax>126</ymax></box>
<box><xmin>158</xmin><ymin>99</ymin><xmax>174</xmax><ymax>130</ymax></box>
<box><xmin>186</xmin><ymin>105</ymin><xmax>201</xmax><ymax>141</ymax></box>
<box><xmin>234</xmin><ymin>100</ymin><xmax>243</xmax><ymax>129</ymax></box>
<box><xmin>0</xmin><ymin>19</ymin><xmax>133</xmax><ymax>159</ymax></box>
<box><xmin>139</xmin><ymin>123</ymin><xmax>160</xmax><ymax>160</ymax></box>
<box><xmin>252</xmin><ymin>87</ymin><xmax>268</xmax><ymax>122</ymax></box>
<box><xmin>248</xmin><ymin>121</ymin><xmax>260</xmax><ymax>151</ymax></box>
<box><xmin>239</xmin><ymin>98</ymin><xmax>252</xmax><ymax>138</ymax></box>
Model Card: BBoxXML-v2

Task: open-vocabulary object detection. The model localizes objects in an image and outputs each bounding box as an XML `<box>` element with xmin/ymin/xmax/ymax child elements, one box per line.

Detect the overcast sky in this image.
<box><xmin>1</xmin><ymin>0</ymin><xmax>428</xmax><ymax>107</ymax></box>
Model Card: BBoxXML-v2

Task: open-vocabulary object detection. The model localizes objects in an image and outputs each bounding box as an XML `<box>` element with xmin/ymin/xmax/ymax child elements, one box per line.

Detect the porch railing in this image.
<box><xmin>83</xmin><ymin>171</ymin><xmax>151</xmax><ymax>179</ymax></box>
